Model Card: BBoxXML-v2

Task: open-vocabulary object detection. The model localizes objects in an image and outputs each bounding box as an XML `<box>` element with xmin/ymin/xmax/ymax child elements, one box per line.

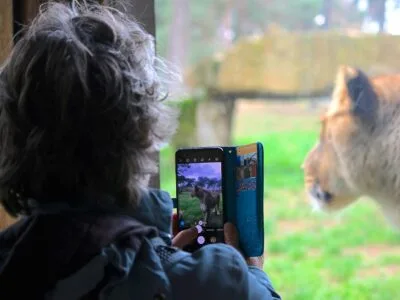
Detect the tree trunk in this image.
<box><xmin>321</xmin><ymin>0</ymin><xmax>333</xmax><ymax>29</ymax></box>
<box><xmin>195</xmin><ymin>0</ymin><xmax>237</xmax><ymax>147</ymax></box>
<box><xmin>376</xmin><ymin>0</ymin><xmax>386</xmax><ymax>33</ymax></box>
<box><xmin>166</xmin><ymin>0</ymin><xmax>190</xmax><ymax>97</ymax></box>
<box><xmin>216</xmin><ymin>0</ymin><xmax>235</xmax><ymax>50</ymax></box>
<box><xmin>196</xmin><ymin>95</ymin><xmax>235</xmax><ymax>147</ymax></box>
<box><xmin>369</xmin><ymin>0</ymin><xmax>387</xmax><ymax>33</ymax></box>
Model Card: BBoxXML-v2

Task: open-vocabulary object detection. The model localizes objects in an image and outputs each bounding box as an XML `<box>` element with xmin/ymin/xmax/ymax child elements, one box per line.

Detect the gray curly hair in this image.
<box><xmin>0</xmin><ymin>0</ymin><xmax>178</xmax><ymax>216</ymax></box>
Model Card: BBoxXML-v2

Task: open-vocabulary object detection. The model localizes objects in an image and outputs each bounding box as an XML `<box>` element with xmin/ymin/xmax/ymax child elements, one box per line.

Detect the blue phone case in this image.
<box><xmin>223</xmin><ymin>142</ymin><xmax>264</xmax><ymax>257</ymax></box>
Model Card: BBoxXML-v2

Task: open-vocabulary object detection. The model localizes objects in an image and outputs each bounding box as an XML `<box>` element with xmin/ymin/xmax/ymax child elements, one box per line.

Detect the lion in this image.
<box><xmin>302</xmin><ymin>65</ymin><xmax>400</xmax><ymax>229</ymax></box>
<box><xmin>191</xmin><ymin>185</ymin><xmax>221</xmax><ymax>225</ymax></box>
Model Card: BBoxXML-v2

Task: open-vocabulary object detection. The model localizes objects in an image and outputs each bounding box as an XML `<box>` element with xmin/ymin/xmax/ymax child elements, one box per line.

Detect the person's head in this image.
<box><xmin>0</xmin><ymin>1</ymin><xmax>178</xmax><ymax>216</ymax></box>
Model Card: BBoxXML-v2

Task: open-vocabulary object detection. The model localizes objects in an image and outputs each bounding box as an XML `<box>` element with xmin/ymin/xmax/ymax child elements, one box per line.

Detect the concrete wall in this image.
<box><xmin>188</xmin><ymin>32</ymin><xmax>400</xmax><ymax>96</ymax></box>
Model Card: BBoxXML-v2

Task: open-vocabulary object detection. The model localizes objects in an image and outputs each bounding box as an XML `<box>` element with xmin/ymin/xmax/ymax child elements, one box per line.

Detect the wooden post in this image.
<box><xmin>0</xmin><ymin>0</ymin><xmax>15</xmax><ymax>230</ymax></box>
<box><xmin>0</xmin><ymin>0</ymin><xmax>13</xmax><ymax>64</ymax></box>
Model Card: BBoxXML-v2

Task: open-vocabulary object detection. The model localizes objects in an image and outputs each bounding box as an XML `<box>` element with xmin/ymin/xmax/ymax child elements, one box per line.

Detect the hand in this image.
<box><xmin>171</xmin><ymin>213</ymin><xmax>198</xmax><ymax>249</ymax></box>
<box><xmin>224</xmin><ymin>222</ymin><xmax>265</xmax><ymax>269</ymax></box>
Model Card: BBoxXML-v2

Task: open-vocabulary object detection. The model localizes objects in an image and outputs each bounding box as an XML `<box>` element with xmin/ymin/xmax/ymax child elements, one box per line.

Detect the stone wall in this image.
<box><xmin>188</xmin><ymin>32</ymin><xmax>400</xmax><ymax>96</ymax></box>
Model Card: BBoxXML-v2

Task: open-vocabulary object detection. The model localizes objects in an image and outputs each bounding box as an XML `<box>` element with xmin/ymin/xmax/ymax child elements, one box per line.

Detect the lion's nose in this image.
<box><xmin>319</xmin><ymin>191</ymin><xmax>333</xmax><ymax>202</ymax></box>
<box><xmin>312</xmin><ymin>183</ymin><xmax>333</xmax><ymax>202</ymax></box>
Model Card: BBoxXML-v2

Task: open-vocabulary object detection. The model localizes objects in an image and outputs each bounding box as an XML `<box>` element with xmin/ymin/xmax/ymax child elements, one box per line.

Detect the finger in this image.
<box><xmin>171</xmin><ymin>213</ymin><xmax>179</xmax><ymax>237</ymax></box>
<box><xmin>224</xmin><ymin>222</ymin><xmax>239</xmax><ymax>249</ymax></box>
<box><xmin>246</xmin><ymin>256</ymin><xmax>265</xmax><ymax>269</ymax></box>
<box><xmin>172</xmin><ymin>227</ymin><xmax>198</xmax><ymax>249</ymax></box>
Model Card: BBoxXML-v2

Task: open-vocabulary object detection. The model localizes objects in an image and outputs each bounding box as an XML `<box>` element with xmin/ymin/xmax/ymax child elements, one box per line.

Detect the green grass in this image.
<box><xmin>178</xmin><ymin>191</ymin><xmax>203</xmax><ymax>226</ymax></box>
<box><xmin>160</xmin><ymin>100</ymin><xmax>400</xmax><ymax>300</ymax></box>
<box><xmin>178</xmin><ymin>191</ymin><xmax>224</xmax><ymax>227</ymax></box>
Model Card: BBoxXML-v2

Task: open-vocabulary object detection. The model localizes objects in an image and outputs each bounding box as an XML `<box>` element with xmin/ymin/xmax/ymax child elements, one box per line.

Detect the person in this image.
<box><xmin>0</xmin><ymin>1</ymin><xmax>281</xmax><ymax>299</ymax></box>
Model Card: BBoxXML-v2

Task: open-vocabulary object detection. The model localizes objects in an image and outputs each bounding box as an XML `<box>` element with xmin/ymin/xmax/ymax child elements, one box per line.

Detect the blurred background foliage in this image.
<box><xmin>155</xmin><ymin>1</ymin><xmax>400</xmax><ymax>299</ymax></box>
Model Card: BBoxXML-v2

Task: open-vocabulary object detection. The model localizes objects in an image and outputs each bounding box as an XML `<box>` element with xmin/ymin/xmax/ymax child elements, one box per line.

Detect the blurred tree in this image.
<box><xmin>264</xmin><ymin>0</ymin><xmax>323</xmax><ymax>30</ymax></box>
<box><xmin>185</xmin><ymin>177</ymin><xmax>196</xmax><ymax>188</ymax></box>
<box><xmin>167</xmin><ymin>0</ymin><xmax>190</xmax><ymax>72</ymax></box>
<box><xmin>321</xmin><ymin>0</ymin><xmax>333</xmax><ymax>29</ymax></box>
<box><xmin>368</xmin><ymin>0</ymin><xmax>387</xmax><ymax>32</ymax></box>
<box><xmin>196</xmin><ymin>177</ymin><xmax>209</xmax><ymax>188</ymax></box>
<box><xmin>353</xmin><ymin>0</ymin><xmax>388</xmax><ymax>32</ymax></box>
<box><xmin>215</xmin><ymin>0</ymin><xmax>235</xmax><ymax>50</ymax></box>
<box><xmin>155</xmin><ymin>0</ymin><xmax>373</xmax><ymax>69</ymax></box>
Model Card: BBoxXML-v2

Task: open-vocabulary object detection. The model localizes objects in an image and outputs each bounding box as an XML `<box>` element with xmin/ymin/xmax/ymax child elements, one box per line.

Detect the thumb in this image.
<box><xmin>172</xmin><ymin>227</ymin><xmax>198</xmax><ymax>249</ymax></box>
<box><xmin>171</xmin><ymin>213</ymin><xmax>179</xmax><ymax>237</ymax></box>
<box><xmin>224</xmin><ymin>222</ymin><xmax>239</xmax><ymax>250</ymax></box>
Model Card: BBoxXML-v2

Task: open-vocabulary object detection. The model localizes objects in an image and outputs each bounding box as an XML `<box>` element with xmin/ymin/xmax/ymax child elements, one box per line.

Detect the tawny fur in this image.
<box><xmin>303</xmin><ymin>65</ymin><xmax>400</xmax><ymax>229</ymax></box>
<box><xmin>191</xmin><ymin>185</ymin><xmax>221</xmax><ymax>224</ymax></box>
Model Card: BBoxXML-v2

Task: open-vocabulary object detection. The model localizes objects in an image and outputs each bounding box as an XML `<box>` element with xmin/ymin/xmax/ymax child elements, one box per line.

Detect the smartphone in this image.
<box><xmin>175</xmin><ymin>147</ymin><xmax>225</xmax><ymax>251</ymax></box>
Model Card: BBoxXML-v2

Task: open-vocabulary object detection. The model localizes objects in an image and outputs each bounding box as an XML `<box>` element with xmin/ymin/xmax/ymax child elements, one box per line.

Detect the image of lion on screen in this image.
<box><xmin>177</xmin><ymin>162</ymin><xmax>223</xmax><ymax>228</ymax></box>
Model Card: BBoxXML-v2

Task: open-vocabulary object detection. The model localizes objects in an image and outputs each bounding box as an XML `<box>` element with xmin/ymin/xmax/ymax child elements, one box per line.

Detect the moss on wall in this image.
<box><xmin>187</xmin><ymin>32</ymin><xmax>400</xmax><ymax>96</ymax></box>
<box><xmin>170</xmin><ymin>98</ymin><xmax>199</xmax><ymax>149</ymax></box>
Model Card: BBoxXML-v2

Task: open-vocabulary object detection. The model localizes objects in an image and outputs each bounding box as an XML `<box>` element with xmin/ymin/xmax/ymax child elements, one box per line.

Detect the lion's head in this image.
<box><xmin>302</xmin><ymin>65</ymin><xmax>400</xmax><ymax>222</ymax></box>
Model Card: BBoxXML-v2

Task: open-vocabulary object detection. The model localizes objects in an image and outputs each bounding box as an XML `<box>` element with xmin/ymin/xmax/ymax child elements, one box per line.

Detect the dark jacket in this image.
<box><xmin>0</xmin><ymin>189</ymin><xmax>281</xmax><ymax>299</ymax></box>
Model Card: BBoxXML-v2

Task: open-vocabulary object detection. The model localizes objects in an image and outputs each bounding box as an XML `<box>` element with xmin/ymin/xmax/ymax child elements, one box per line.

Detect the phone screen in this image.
<box><xmin>176</xmin><ymin>147</ymin><xmax>224</xmax><ymax>250</ymax></box>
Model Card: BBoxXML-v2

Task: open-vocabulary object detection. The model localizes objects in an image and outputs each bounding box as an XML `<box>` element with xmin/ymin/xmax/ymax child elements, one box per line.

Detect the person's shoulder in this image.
<box><xmin>167</xmin><ymin>244</ymin><xmax>280</xmax><ymax>300</ymax></box>
<box><xmin>169</xmin><ymin>243</ymin><xmax>247</xmax><ymax>274</ymax></box>
<box><xmin>166</xmin><ymin>244</ymin><xmax>253</xmax><ymax>299</ymax></box>
<box><xmin>141</xmin><ymin>188</ymin><xmax>173</xmax><ymax>212</ymax></box>
<box><xmin>192</xmin><ymin>243</ymin><xmax>249</xmax><ymax>275</ymax></box>
<box><xmin>194</xmin><ymin>243</ymin><xmax>245</xmax><ymax>262</ymax></box>
<box><xmin>146</xmin><ymin>188</ymin><xmax>171</xmax><ymax>199</ymax></box>
<box><xmin>126</xmin><ymin>188</ymin><xmax>174</xmax><ymax>239</ymax></box>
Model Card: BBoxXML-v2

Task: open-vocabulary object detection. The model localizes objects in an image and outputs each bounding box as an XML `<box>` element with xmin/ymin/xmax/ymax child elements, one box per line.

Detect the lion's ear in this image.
<box><xmin>333</xmin><ymin>65</ymin><xmax>377</xmax><ymax>121</ymax></box>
